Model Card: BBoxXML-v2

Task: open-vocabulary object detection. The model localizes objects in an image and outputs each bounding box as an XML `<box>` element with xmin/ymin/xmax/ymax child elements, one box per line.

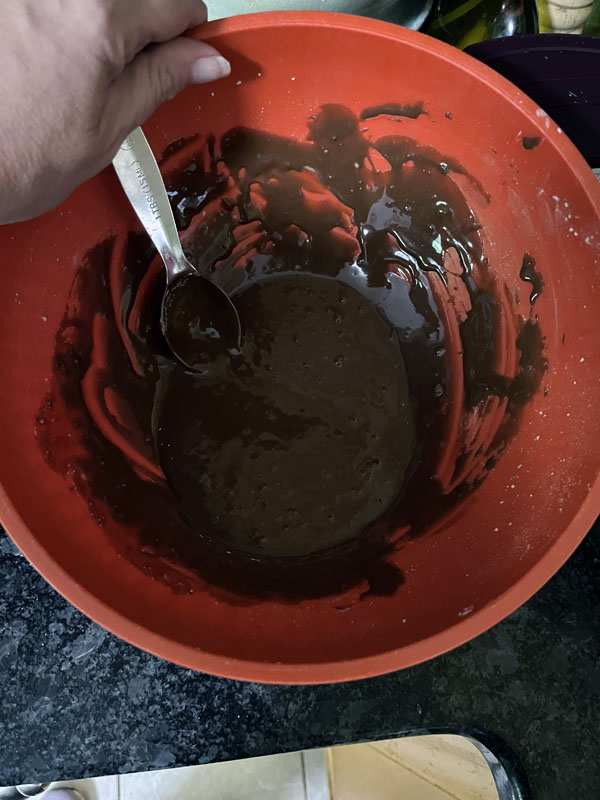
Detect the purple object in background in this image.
<box><xmin>466</xmin><ymin>34</ymin><xmax>600</xmax><ymax>167</ymax></box>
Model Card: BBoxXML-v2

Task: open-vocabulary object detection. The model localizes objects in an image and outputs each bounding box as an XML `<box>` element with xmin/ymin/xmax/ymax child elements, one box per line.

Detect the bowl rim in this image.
<box><xmin>2</xmin><ymin>10</ymin><xmax>599</xmax><ymax>684</ymax></box>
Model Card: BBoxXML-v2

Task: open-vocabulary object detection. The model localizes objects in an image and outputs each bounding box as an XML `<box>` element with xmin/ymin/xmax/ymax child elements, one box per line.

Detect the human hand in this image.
<box><xmin>0</xmin><ymin>0</ymin><xmax>230</xmax><ymax>224</ymax></box>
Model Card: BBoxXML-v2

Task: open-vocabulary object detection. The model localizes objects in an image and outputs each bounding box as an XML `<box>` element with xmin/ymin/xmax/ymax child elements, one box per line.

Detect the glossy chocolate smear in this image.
<box><xmin>36</xmin><ymin>103</ymin><xmax>546</xmax><ymax>599</ymax></box>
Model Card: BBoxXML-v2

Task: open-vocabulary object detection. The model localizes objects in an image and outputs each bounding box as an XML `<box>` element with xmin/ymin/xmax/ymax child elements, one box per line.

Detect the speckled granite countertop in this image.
<box><xmin>0</xmin><ymin>519</ymin><xmax>598</xmax><ymax>799</ymax></box>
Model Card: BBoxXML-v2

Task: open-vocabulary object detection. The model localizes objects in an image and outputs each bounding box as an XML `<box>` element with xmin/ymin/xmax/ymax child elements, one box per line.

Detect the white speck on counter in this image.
<box><xmin>580</xmin><ymin>357</ymin><xmax>585</xmax><ymax>362</ymax></box>
<box><xmin>41</xmin><ymin>315</ymin><xmax>48</xmax><ymax>322</ymax></box>
<box><xmin>291</xmin><ymin>76</ymin><xmax>296</xmax><ymax>81</ymax></box>
<box><xmin>458</xmin><ymin>605</ymin><xmax>474</xmax><ymax>617</ymax></box>
<box><xmin>257</xmin><ymin>72</ymin><xmax>262</xmax><ymax>77</ymax></box>
<box><xmin>236</xmin><ymin>80</ymin><xmax>242</xmax><ymax>86</ymax></box>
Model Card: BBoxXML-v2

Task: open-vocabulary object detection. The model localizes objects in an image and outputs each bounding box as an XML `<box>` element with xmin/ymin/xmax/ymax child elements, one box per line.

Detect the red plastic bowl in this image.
<box><xmin>0</xmin><ymin>13</ymin><xmax>598</xmax><ymax>683</ymax></box>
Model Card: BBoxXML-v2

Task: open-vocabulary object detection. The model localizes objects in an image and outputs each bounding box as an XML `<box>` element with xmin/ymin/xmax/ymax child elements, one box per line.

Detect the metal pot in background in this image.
<box><xmin>210</xmin><ymin>0</ymin><xmax>435</xmax><ymax>30</ymax></box>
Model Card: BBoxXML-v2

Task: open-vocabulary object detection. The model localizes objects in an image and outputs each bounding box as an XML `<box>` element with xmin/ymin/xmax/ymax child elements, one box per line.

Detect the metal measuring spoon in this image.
<box><xmin>112</xmin><ymin>128</ymin><xmax>241</xmax><ymax>370</ymax></box>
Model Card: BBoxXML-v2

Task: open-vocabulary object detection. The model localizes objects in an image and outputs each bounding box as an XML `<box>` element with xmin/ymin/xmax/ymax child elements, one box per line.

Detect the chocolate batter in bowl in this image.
<box><xmin>0</xmin><ymin>14</ymin><xmax>598</xmax><ymax>681</ymax></box>
<box><xmin>35</xmin><ymin>101</ymin><xmax>547</xmax><ymax>596</ymax></box>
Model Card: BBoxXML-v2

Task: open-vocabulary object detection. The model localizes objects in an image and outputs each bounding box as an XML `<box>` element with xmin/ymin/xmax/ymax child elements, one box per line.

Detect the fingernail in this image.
<box><xmin>191</xmin><ymin>55</ymin><xmax>231</xmax><ymax>84</ymax></box>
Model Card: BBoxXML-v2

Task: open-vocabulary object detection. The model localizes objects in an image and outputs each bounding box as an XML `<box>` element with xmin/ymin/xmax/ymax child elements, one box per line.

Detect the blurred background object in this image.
<box><xmin>427</xmin><ymin>0</ymin><xmax>538</xmax><ymax>48</ymax></box>
<box><xmin>582</xmin><ymin>0</ymin><xmax>600</xmax><ymax>32</ymax></box>
<box><xmin>211</xmin><ymin>0</ymin><xmax>595</xmax><ymax>45</ymax></box>
<box><xmin>211</xmin><ymin>0</ymin><xmax>435</xmax><ymax>30</ymax></box>
<box><xmin>538</xmin><ymin>0</ymin><xmax>594</xmax><ymax>33</ymax></box>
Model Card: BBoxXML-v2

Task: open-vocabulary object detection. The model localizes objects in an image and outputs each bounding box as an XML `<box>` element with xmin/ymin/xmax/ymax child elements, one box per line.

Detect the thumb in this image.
<box><xmin>106</xmin><ymin>37</ymin><xmax>230</xmax><ymax>144</ymax></box>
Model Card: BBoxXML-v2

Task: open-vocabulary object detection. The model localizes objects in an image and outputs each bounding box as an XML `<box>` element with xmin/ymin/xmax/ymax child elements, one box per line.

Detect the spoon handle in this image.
<box><xmin>112</xmin><ymin>127</ymin><xmax>192</xmax><ymax>282</ymax></box>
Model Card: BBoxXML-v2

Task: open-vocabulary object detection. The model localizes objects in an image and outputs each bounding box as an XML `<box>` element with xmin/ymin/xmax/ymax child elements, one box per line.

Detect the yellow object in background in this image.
<box><xmin>537</xmin><ymin>0</ymin><xmax>594</xmax><ymax>33</ymax></box>
<box><xmin>326</xmin><ymin>736</ymin><xmax>499</xmax><ymax>800</ymax></box>
<box><xmin>427</xmin><ymin>0</ymin><xmax>538</xmax><ymax>48</ymax></box>
<box><xmin>426</xmin><ymin>0</ymin><xmax>594</xmax><ymax>45</ymax></box>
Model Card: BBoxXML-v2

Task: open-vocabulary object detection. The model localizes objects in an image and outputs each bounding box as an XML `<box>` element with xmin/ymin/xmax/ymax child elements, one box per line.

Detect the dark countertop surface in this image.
<box><xmin>1</xmin><ymin>519</ymin><xmax>598</xmax><ymax>799</ymax></box>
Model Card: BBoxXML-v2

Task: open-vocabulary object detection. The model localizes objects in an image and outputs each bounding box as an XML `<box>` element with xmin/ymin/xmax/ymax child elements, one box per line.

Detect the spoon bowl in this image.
<box><xmin>161</xmin><ymin>272</ymin><xmax>241</xmax><ymax>371</ymax></box>
<box><xmin>112</xmin><ymin>127</ymin><xmax>242</xmax><ymax>370</ymax></box>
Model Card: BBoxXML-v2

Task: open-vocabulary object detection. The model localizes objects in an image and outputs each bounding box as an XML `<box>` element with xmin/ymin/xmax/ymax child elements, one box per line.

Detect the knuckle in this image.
<box><xmin>91</xmin><ymin>0</ymin><xmax>133</xmax><ymax>75</ymax></box>
<box><xmin>151</xmin><ymin>62</ymin><xmax>180</xmax><ymax>102</ymax></box>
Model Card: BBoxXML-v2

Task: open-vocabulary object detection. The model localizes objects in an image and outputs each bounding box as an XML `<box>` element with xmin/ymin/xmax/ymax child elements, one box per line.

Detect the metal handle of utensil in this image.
<box><xmin>112</xmin><ymin>127</ymin><xmax>193</xmax><ymax>282</ymax></box>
